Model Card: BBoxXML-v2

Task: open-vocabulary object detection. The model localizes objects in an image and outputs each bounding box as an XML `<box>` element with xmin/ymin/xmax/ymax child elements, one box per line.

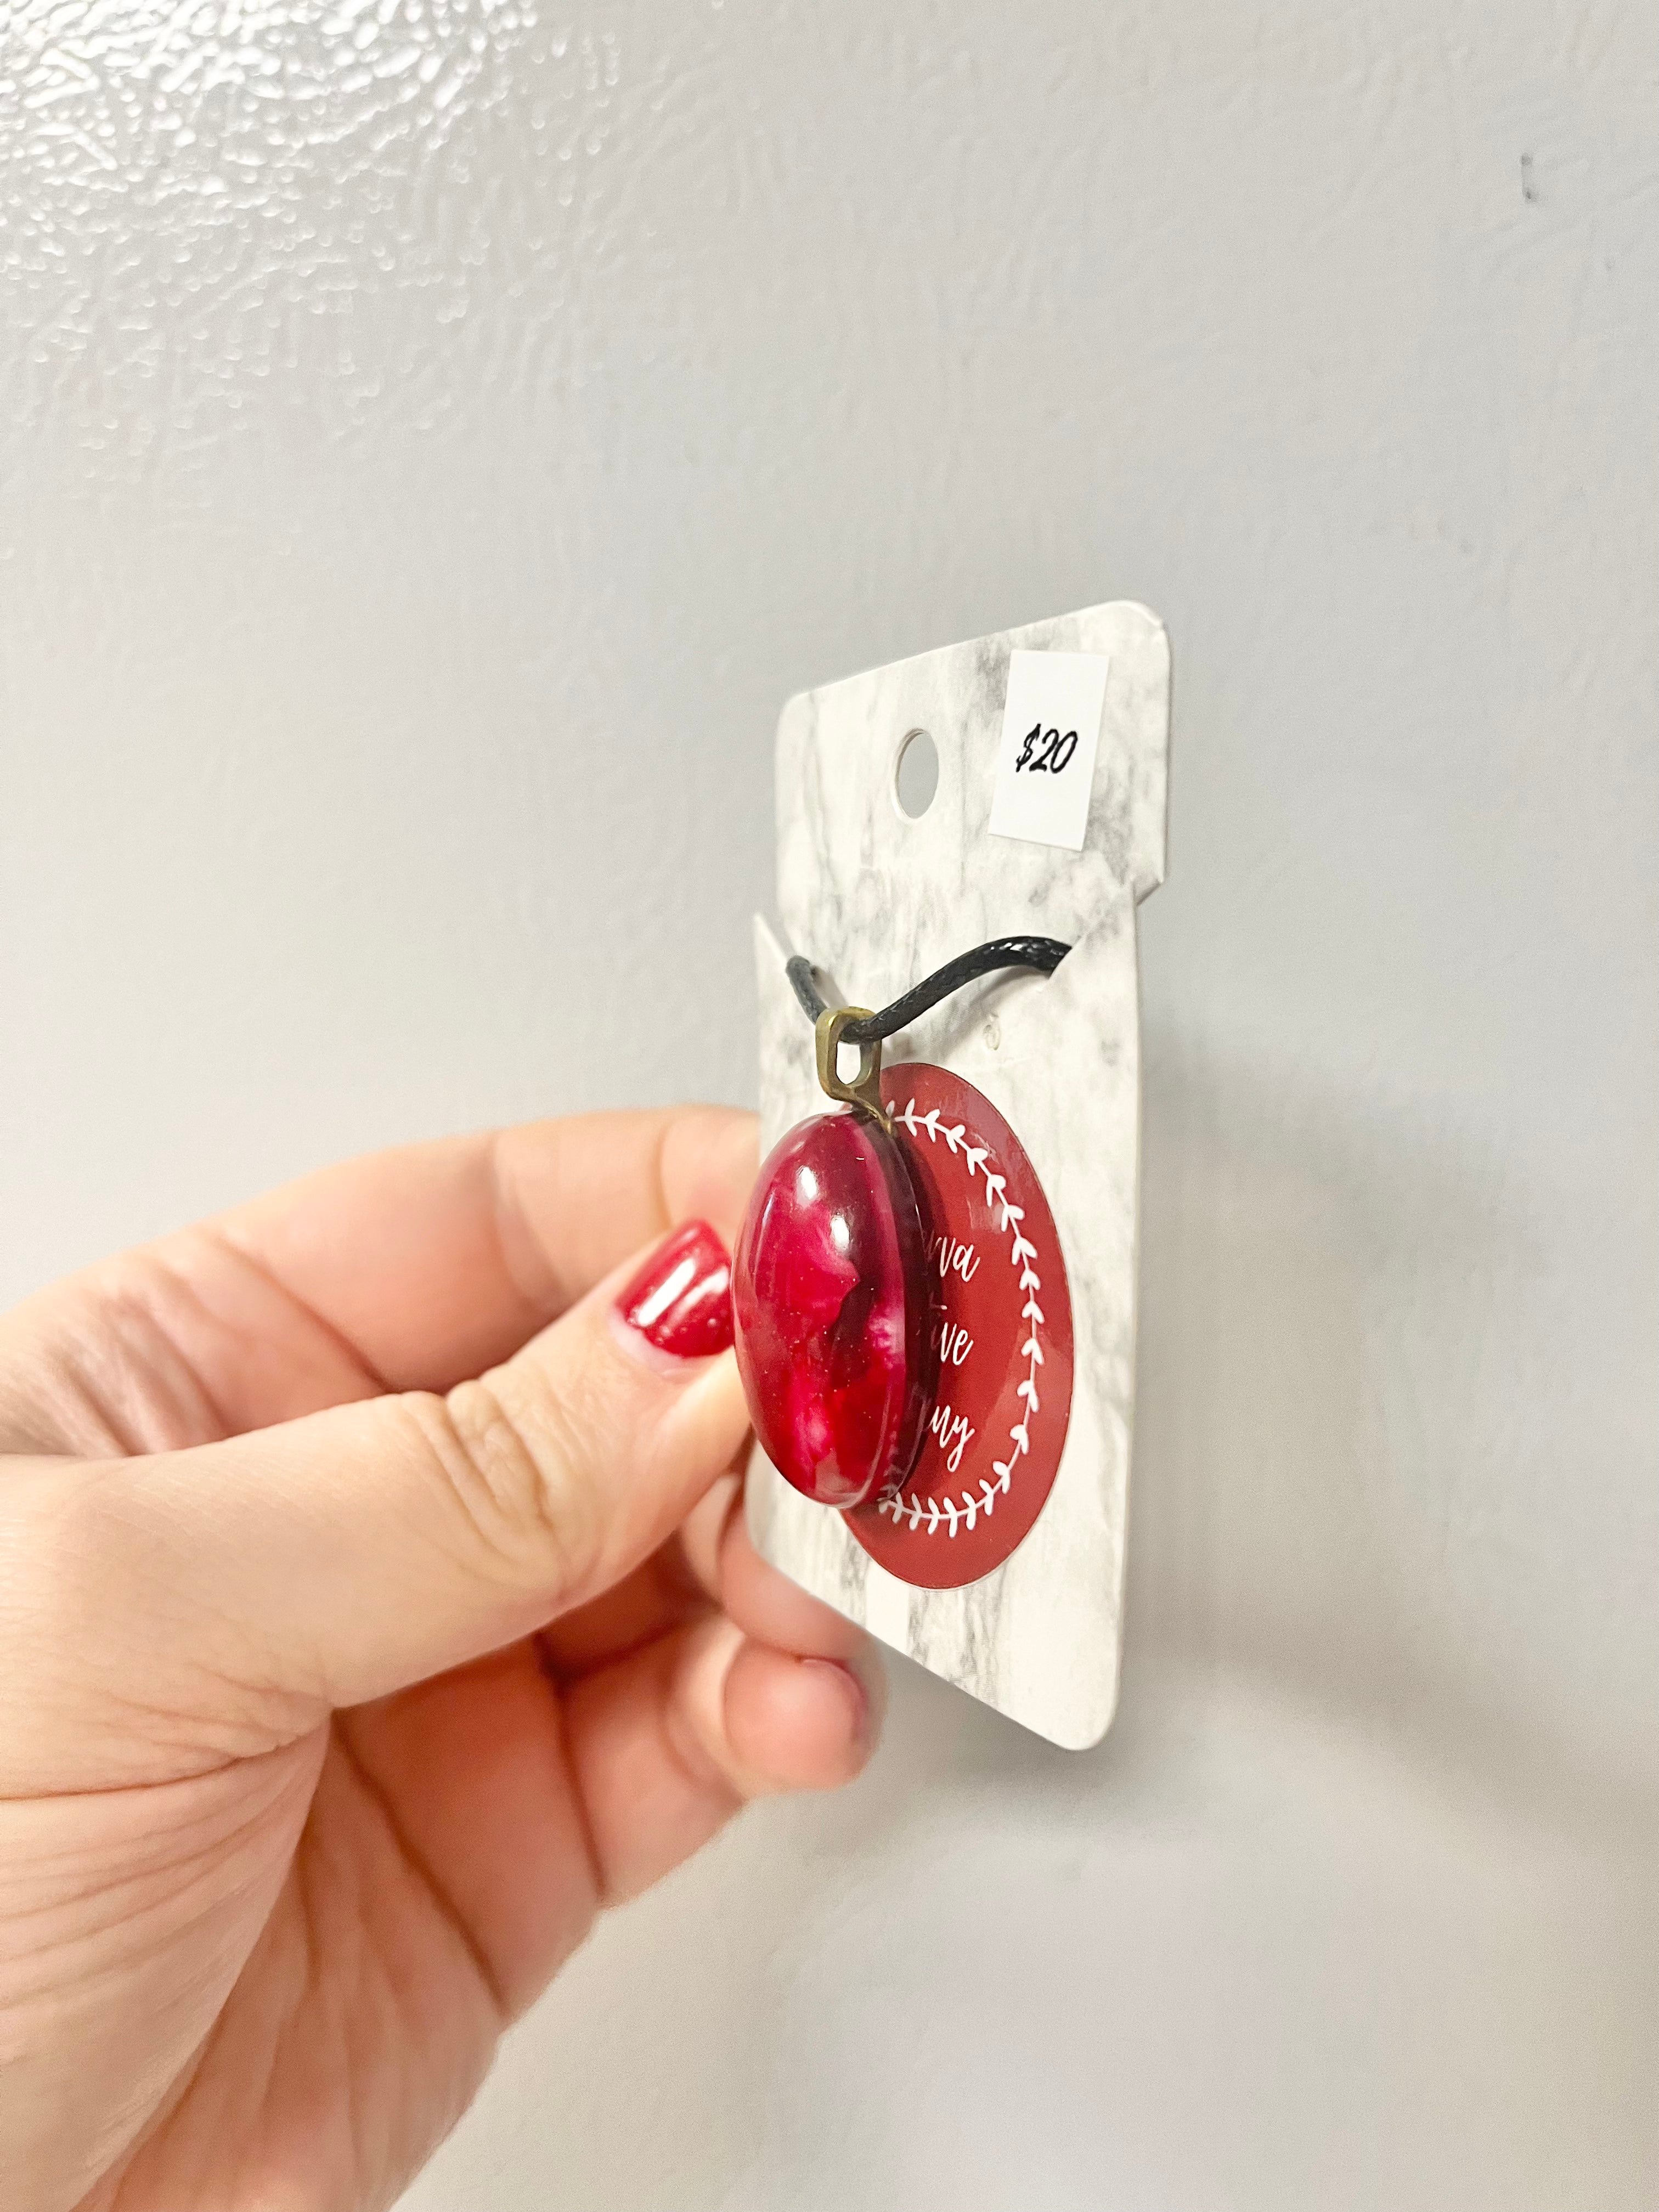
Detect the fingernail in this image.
<box><xmin>616</xmin><ymin>1220</ymin><xmax>734</xmax><ymax>1359</ymax></box>
<box><xmin>800</xmin><ymin>1657</ymin><xmax>872</xmax><ymax>1753</ymax></box>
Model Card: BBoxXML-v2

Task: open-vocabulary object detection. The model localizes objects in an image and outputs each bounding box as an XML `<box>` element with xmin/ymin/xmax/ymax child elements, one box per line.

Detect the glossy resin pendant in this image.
<box><xmin>733</xmin><ymin>1107</ymin><xmax>936</xmax><ymax>1509</ymax></box>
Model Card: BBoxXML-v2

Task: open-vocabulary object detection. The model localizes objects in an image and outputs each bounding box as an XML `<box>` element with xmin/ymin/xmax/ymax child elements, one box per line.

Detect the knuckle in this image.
<box><xmin>402</xmin><ymin>1371</ymin><xmax>602</xmax><ymax>1599</ymax></box>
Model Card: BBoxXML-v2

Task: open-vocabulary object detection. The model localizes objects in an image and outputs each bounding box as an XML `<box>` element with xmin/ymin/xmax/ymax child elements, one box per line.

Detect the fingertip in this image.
<box><xmin>561</xmin><ymin>1610</ymin><xmax>883</xmax><ymax>1907</ymax></box>
<box><xmin>723</xmin><ymin>1640</ymin><xmax>882</xmax><ymax>1793</ymax></box>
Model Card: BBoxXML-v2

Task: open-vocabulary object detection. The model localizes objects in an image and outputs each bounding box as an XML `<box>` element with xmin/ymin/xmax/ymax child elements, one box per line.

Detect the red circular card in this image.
<box><xmin>843</xmin><ymin>1063</ymin><xmax>1074</xmax><ymax>1590</ymax></box>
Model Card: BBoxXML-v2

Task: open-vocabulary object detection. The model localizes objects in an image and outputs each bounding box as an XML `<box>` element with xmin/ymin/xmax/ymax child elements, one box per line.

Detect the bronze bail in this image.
<box><xmin>814</xmin><ymin>1006</ymin><xmax>888</xmax><ymax>1126</ymax></box>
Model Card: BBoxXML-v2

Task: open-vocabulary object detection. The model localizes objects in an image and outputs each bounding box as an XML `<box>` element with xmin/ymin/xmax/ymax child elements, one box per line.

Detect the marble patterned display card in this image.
<box><xmin>744</xmin><ymin>602</ymin><xmax>1171</xmax><ymax>1748</ymax></box>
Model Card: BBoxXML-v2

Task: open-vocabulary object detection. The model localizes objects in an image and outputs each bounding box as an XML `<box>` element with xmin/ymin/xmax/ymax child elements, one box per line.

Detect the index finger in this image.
<box><xmin>0</xmin><ymin>1107</ymin><xmax>759</xmax><ymax>1455</ymax></box>
<box><xmin>217</xmin><ymin>1105</ymin><xmax>759</xmax><ymax>1392</ymax></box>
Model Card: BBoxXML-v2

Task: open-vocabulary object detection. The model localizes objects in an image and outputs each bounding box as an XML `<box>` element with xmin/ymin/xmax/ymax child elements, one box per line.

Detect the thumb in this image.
<box><xmin>2</xmin><ymin>1222</ymin><xmax>749</xmax><ymax>1786</ymax></box>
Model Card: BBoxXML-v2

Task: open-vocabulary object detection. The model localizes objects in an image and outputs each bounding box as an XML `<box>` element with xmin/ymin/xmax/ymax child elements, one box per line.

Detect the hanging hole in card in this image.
<box><xmin>893</xmin><ymin>726</ymin><xmax>940</xmax><ymax>820</ymax></box>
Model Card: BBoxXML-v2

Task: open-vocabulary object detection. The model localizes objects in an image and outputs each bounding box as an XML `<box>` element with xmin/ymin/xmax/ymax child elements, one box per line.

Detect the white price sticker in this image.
<box><xmin>988</xmin><ymin>648</ymin><xmax>1111</xmax><ymax>853</ymax></box>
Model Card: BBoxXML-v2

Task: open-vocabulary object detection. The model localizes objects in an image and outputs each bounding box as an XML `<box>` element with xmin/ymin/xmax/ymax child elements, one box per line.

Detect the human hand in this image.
<box><xmin>0</xmin><ymin>1107</ymin><xmax>881</xmax><ymax>2211</ymax></box>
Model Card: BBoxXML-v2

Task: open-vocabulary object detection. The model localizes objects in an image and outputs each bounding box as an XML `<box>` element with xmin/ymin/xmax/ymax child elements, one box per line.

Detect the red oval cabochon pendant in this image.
<box><xmin>844</xmin><ymin>1063</ymin><xmax>1074</xmax><ymax>1590</ymax></box>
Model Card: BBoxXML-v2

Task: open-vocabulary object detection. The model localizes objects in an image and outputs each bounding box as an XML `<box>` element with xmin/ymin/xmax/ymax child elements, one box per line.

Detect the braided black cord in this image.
<box><xmin>786</xmin><ymin>935</ymin><xmax>1071</xmax><ymax>1046</ymax></box>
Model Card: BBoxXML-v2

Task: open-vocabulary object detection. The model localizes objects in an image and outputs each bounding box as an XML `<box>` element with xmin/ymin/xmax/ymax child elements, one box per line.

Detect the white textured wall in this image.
<box><xmin>3</xmin><ymin>3</ymin><xmax>1655</xmax><ymax>2206</ymax></box>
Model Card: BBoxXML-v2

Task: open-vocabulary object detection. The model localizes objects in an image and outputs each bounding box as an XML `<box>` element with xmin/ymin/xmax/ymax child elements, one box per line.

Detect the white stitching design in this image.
<box><xmin>876</xmin><ymin>1101</ymin><xmax>1043</xmax><ymax>1538</ymax></box>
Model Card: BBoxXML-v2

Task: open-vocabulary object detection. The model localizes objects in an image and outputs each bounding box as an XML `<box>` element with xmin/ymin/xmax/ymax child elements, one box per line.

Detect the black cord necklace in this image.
<box><xmin>787</xmin><ymin>934</ymin><xmax>1071</xmax><ymax>1120</ymax></box>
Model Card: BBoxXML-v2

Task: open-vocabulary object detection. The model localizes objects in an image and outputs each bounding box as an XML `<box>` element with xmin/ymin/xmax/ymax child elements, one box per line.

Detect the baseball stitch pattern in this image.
<box><xmin>877</xmin><ymin>1099</ymin><xmax>1044</xmax><ymax>1537</ymax></box>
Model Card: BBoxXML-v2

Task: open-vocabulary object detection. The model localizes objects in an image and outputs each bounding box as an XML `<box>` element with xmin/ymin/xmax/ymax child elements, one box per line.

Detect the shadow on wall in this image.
<box><xmin>1129</xmin><ymin>1020</ymin><xmax>1649</xmax><ymax>1837</ymax></box>
<box><xmin>839</xmin><ymin>1020</ymin><xmax>1652</xmax><ymax>1844</ymax></box>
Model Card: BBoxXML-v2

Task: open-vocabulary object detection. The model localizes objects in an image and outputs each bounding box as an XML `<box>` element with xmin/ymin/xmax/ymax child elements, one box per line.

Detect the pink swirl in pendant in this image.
<box><xmin>732</xmin><ymin>1111</ymin><xmax>935</xmax><ymax>1509</ymax></box>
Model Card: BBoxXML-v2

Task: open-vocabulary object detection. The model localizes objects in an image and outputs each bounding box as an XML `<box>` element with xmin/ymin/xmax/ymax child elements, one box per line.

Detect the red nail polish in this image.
<box><xmin>617</xmin><ymin>1220</ymin><xmax>734</xmax><ymax>1358</ymax></box>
